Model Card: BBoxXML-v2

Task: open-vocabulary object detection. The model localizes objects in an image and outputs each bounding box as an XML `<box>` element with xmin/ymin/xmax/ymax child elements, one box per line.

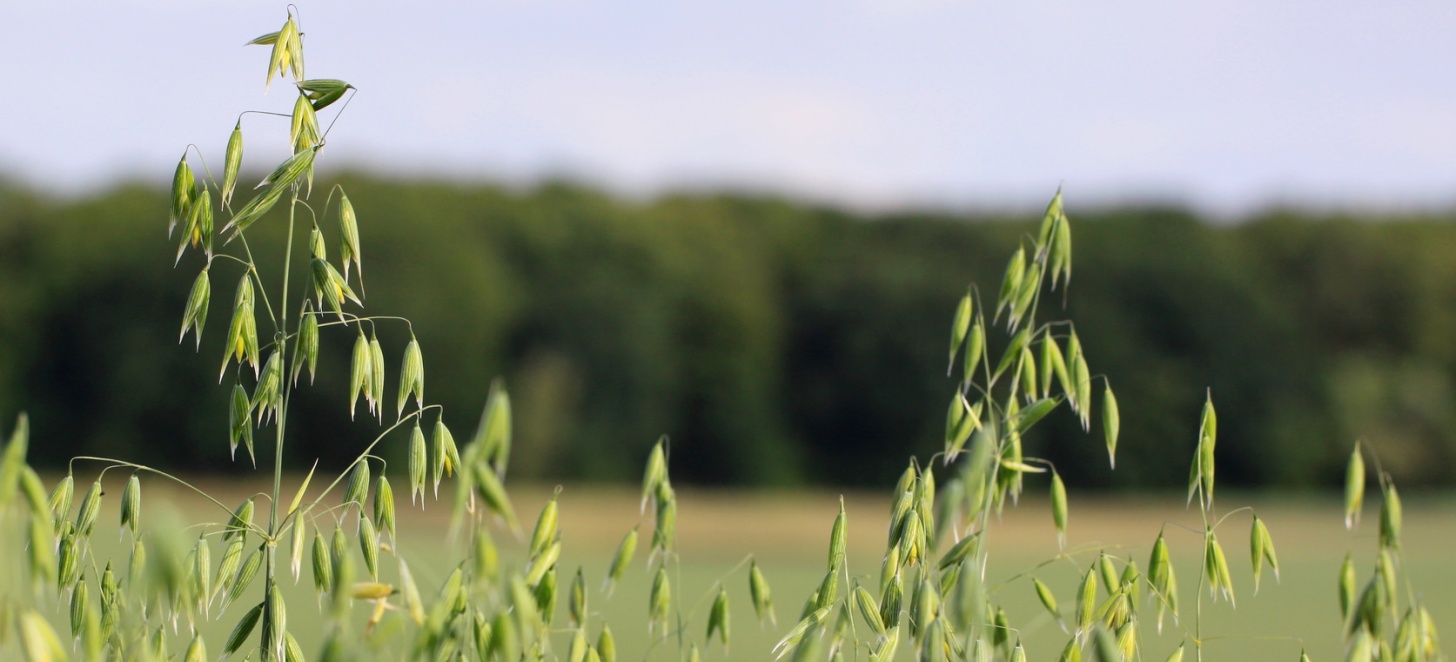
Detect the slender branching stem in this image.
<box><xmin>69</xmin><ymin>456</ymin><xmax>268</xmax><ymax>539</ymax></box>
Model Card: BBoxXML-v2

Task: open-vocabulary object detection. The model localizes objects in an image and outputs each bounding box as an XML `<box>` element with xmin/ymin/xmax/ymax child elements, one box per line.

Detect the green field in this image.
<box><xmin>7</xmin><ymin>475</ymin><xmax>1452</xmax><ymax>660</ymax></box>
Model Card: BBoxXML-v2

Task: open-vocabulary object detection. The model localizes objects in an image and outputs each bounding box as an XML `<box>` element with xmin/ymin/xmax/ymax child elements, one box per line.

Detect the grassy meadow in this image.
<box><xmin>10</xmin><ymin>473</ymin><xmax>1451</xmax><ymax>661</ymax></box>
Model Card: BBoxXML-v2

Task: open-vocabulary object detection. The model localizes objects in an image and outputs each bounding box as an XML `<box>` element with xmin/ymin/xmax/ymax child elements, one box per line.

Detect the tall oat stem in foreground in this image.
<box><xmin>0</xmin><ymin>9</ymin><xmax>1444</xmax><ymax>662</ymax></box>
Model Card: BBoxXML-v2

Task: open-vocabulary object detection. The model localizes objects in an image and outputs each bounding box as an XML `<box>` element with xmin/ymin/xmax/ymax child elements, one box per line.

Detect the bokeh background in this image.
<box><xmin>7</xmin><ymin>7</ymin><xmax>1456</xmax><ymax>660</ymax></box>
<box><xmin>3</xmin><ymin>1</ymin><xmax>1456</xmax><ymax>492</ymax></box>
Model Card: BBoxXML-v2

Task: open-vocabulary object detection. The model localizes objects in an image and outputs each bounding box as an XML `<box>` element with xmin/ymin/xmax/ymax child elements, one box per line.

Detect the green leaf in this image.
<box><xmin>372</xmin><ymin>474</ymin><xmax>395</xmax><ymax>541</ymax></box>
<box><xmin>1018</xmin><ymin>344</ymin><xmax>1039</xmax><ymax>403</ymax></box>
<box><xmin>297</xmin><ymin>79</ymin><xmax>355</xmax><ymax>107</ymax></box>
<box><xmin>397</xmin><ymin>336</ymin><xmax>424</xmax><ymax>417</ymax></box>
<box><xmin>963</xmin><ymin>321</ymin><xmax>985</xmax><ymax>383</ymax></box>
<box><xmin>221</xmin><ymin>147</ymin><xmax>318</xmax><ymax>239</ymax></box>
<box><xmin>311</xmin><ymin>531</ymin><xmax>332</xmax><ymax>595</ymax></box>
<box><xmin>603</xmin><ymin>526</ymin><xmax>637</xmax><ymax>595</ymax></box>
<box><xmin>1034</xmin><ymin>577</ymin><xmax>1060</xmax><ymax>621</ymax></box>
<box><xmin>311</xmin><ymin>258</ymin><xmax>360</xmax><ymax>319</ymax></box>
<box><xmin>224</xmin><ymin>545</ymin><xmax>262</xmax><ymax>614</ymax></box>
<box><xmin>358</xmin><ymin>515</ymin><xmax>379</xmax><ymax>579</ymax></box>
<box><xmin>749</xmin><ymin>558</ymin><xmax>776</xmax><ymax>626</ymax></box>
<box><xmin>474</xmin><ymin>380</ymin><xmax>513</xmax><ymax>476</ymax></box>
<box><xmin>1198</xmin><ymin>395</ymin><xmax>1217</xmax><ymax>508</ymax></box>
<box><xmin>1076</xmin><ymin>563</ymin><xmax>1097</xmax><ymax>634</ymax></box>
<box><xmin>74</xmin><ymin>479</ymin><xmax>103</xmax><ymax>536</ymax></box>
<box><xmin>169</xmin><ymin>154</ymin><xmax>195</xmax><ymax>237</ymax></box>
<box><xmin>432</xmin><ymin>418</ymin><xmax>460</xmax><ymax>497</ymax></box>
<box><xmin>224</xmin><ymin>497</ymin><xmax>255</xmax><ymax>542</ymax></box>
<box><xmin>1009</xmin><ymin>261</ymin><xmax>1042</xmax><ymax>328</ymax></box>
<box><xmin>219</xmin><ymin>275</ymin><xmax>258</xmax><ymax>380</ymax></box>
<box><xmin>1011</xmin><ymin>397</ymin><xmax>1058</xmax><ymax>434</ymax></box>
<box><xmin>529</xmin><ymin>495</ymin><xmax>560</xmax><ymax>562</ymax></box>
<box><xmin>290</xmin><ymin>91</ymin><xmax>319</xmax><ymax>153</ymax></box>
<box><xmin>222</xmin><ymin>185</ymin><xmax>280</xmax><ymax>242</ymax></box>
<box><xmin>828</xmin><ymin>496</ymin><xmax>847</xmax><ymax>568</ymax></box>
<box><xmin>409</xmin><ymin>422</ymin><xmax>427</xmax><ymax>505</ymax></box>
<box><xmin>1102</xmin><ymin>383</ymin><xmax>1120</xmax><ymax>469</ymax></box>
<box><xmin>264</xmin><ymin>18</ymin><xmax>296</xmax><ymax>89</ymax></box>
<box><xmin>184</xmin><ymin>634</ymin><xmax>207</xmax><ymax>662</ymax></box>
<box><xmin>853</xmin><ymin>583</ymin><xmax>885</xmax><ymax>635</ymax></box>
<box><xmin>948</xmin><ymin>291</ymin><xmax>973</xmax><ymax>373</ymax></box>
<box><xmin>944</xmin><ymin>393</ymin><xmax>978</xmax><ymax>461</ymax></box>
<box><xmin>991</xmin><ymin>327</ymin><xmax>1031</xmax><ymax>386</ymax></box>
<box><xmin>349</xmin><ymin>329</ymin><xmax>370</xmax><ymax>418</ymax></box>
<box><xmin>252</xmin><ymin>350</ymin><xmax>283</xmax><ymax>425</ymax></box>
<box><xmin>18</xmin><ymin>610</ymin><xmax>67</xmax><ymax>662</ymax></box>
<box><xmin>1380</xmin><ymin>483</ymin><xmax>1402</xmax><ymax>551</ymax></box>
<box><xmin>1071</xmin><ymin>335</ymin><xmax>1092</xmax><ymax>431</ymax></box>
<box><xmin>177</xmin><ymin>188</ymin><xmax>213</xmax><ymax>263</ymax></box>
<box><xmin>398</xmin><ymin>558</ymin><xmax>425</xmax><ymax>625</ymax></box>
<box><xmin>284</xmin><ymin>17</ymin><xmax>304</xmax><ymax>81</ymax></box>
<box><xmin>338</xmin><ymin>191</ymin><xmax>363</xmax><ymax>286</ymax></box>
<box><xmin>771</xmin><ymin>605</ymin><xmax>829</xmax><ymax>660</ymax></box>
<box><xmin>569</xmin><ymin>566</ymin><xmax>588</xmax><ymax>628</ymax></box>
<box><xmin>1097</xmin><ymin>553</ymin><xmax>1119</xmax><ymax>595</ymax></box>
<box><xmin>291</xmin><ymin>305</ymin><xmax>319</xmax><ymax>385</ymax></box>
<box><xmin>191</xmin><ymin>536</ymin><xmax>212</xmax><ymax>616</ymax></box>
<box><xmin>0</xmin><ymin>413</ymin><xmax>29</xmax><ymax>507</ymax></box>
<box><xmin>936</xmin><ymin>531</ymin><xmax>980</xmax><ymax>571</ymax></box>
<box><xmin>1050</xmin><ymin>471</ymin><xmax>1068</xmax><ymax>547</ymax></box>
<box><xmin>344</xmin><ymin>461</ymin><xmax>370</xmax><ymax>510</ymax></box>
<box><xmin>649</xmin><ymin>567</ymin><xmax>669</xmax><ymax>634</ymax></box>
<box><xmin>1250</xmin><ymin>515</ymin><xmax>1275</xmax><ymax>591</ymax></box>
<box><xmin>223</xmin><ymin>601</ymin><xmax>264</xmax><ymax>656</ymax></box>
<box><xmin>1037</xmin><ymin>189</ymin><xmax>1063</xmax><ymax>249</ymax></box>
<box><xmin>246</xmin><ymin>30</ymin><xmax>281</xmax><ymax>46</ymax></box>
<box><xmin>995</xmin><ymin>246</ymin><xmax>1026</xmax><ymax>323</ymax></box>
<box><xmin>1053</xmin><ymin>209</ymin><xmax>1073</xmax><ymax>289</ymax></box>
<box><xmin>1344</xmin><ymin>445</ymin><xmax>1365</xmax><ymax>529</ymax></box>
<box><xmin>214</xmin><ymin>537</ymin><xmax>245</xmax><ymax>603</ymax></box>
<box><xmin>222</xmin><ymin>122</ymin><xmax>243</xmax><ymax>207</ymax></box>
<box><xmin>368</xmin><ymin>333</ymin><xmax>385</xmax><ymax>418</ymax></box>
<box><xmin>120</xmin><ymin>473</ymin><xmax>141</xmax><ymax>538</ymax></box>
<box><xmin>470</xmin><ymin>461</ymin><xmax>519</xmax><ymax>534</ymax></box>
<box><xmin>180</xmin><ymin>267</ymin><xmax>211</xmax><ymax>348</ymax></box>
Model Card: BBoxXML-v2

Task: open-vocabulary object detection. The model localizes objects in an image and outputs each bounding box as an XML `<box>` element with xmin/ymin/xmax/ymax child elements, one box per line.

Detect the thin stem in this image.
<box><xmin>674</xmin><ymin>554</ymin><xmax>755</xmax><ymax>636</ymax></box>
<box><xmin>258</xmin><ymin>187</ymin><xmax>300</xmax><ymax>662</ymax></box>
<box><xmin>69</xmin><ymin>457</ymin><xmax>268</xmax><ymax>539</ymax></box>
<box><xmin>319</xmin><ymin>88</ymin><xmax>359</xmax><ymax>142</ymax></box>
<box><xmin>990</xmin><ymin>542</ymin><xmax>1121</xmax><ymax>593</ymax></box>
<box><xmin>1201</xmin><ymin>634</ymin><xmax>1304</xmax><ymax>645</ymax></box>
<box><xmin>1194</xmin><ymin>495</ymin><xmax>1212</xmax><ymax>662</ymax></box>
<box><xmin>295</xmin><ymin>408</ymin><xmax>437</xmax><ymax>522</ymax></box>
<box><xmin>183</xmin><ymin>144</ymin><xmax>219</xmax><ymax>194</ymax></box>
<box><xmin>1212</xmin><ymin>506</ymin><xmax>1253</xmax><ymax>530</ymax></box>
<box><xmin>270</xmin><ymin>193</ymin><xmax>299</xmax><ymax>534</ymax></box>
<box><xmin>236</xmin><ymin>233</ymin><xmax>280</xmax><ymax>331</ymax></box>
<box><xmin>314</xmin><ymin>314</ymin><xmax>415</xmax><ymax>335</ymax></box>
<box><xmin>211</xmin><ymin>253</ymin><xmax>251</xmax><ymax>269</ymax></box>
<box><xmin>239</xmin><ymin>110</ymin><xmax>294</xmax><ymax>121</ymax></box>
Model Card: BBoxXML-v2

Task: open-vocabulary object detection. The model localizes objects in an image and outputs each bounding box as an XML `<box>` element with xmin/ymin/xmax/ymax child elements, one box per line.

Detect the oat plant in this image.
<box><xmin>0</xmin><ymin>10</ymin><xmax>1445</xmax><ymax>662</ymax></box>
<box><xmin>0</xmin><ymin>11</ymin><xmax>781</xmax><ymax>662</ymax></box>
<box><xmin>3</xmin><ymin>10</ymin><xmax>527</xmax><ymax>662</ymax></box>
<box><xmin>753</xmin><ymin>193</ymin><xmax>1443</xmax><ymax>662</ymax></box>
<box><xmin>1335</xmin><ymin>443</ymin><xmax>1442</xmax><ymax>661</ymax></box>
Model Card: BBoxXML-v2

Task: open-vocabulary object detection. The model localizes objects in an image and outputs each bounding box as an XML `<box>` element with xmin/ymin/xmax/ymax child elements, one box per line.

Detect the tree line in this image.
<box><xmin>2</xmin><ymin>176</ymin><xmax>1453</xmax><ymax>489</ymax></box>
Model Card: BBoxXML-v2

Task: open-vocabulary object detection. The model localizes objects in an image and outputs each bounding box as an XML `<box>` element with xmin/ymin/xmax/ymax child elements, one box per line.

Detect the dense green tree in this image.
<box><xmin>2</xmin><ymin>177</ymin><xmax>1453</xmax><ymax>488</ymax></box>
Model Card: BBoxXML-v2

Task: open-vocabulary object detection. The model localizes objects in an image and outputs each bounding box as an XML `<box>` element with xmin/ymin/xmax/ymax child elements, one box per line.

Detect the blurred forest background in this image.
<box><xmin>3</xmin><ymin>175</ymin><xmax>1454</xmax><ymax>491</ymax></box>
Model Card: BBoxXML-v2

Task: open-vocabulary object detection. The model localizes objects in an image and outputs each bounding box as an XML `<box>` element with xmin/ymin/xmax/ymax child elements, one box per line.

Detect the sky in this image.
<box><xmin>2</xmin><ymin>1</ymin><xmax>1453</xmax><ymax>215</ymax></box>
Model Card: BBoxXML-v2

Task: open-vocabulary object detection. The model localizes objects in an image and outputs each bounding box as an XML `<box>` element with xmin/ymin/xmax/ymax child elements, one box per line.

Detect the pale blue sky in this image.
<box><xmin>2</xmin><ymin>1</ymin><xmax>1453</xmax><ymax>214</ymax></box>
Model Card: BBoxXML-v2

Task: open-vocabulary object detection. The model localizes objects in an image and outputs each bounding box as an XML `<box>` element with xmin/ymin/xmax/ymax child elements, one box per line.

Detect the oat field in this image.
<box><xmin>13</xmin><ymin>475</ymin><xmax>1448</xmax><ymax>661</ymax></box>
